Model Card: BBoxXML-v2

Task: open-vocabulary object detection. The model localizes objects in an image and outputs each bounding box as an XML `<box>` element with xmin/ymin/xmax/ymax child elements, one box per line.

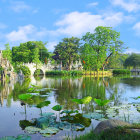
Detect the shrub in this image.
<box><xmin>45</xmin><ymin>70</ymin><xmax>83</xmax><ymax>76</ymax></box>
<box><xmin>113</xmin><ymin>69</ymin><xmax>130</xmax><ymax>75</ymax></box>
<box><xmin>17</xmin><ymin>65</ymin><xmax>31</xmax><ymax>77</ymax></box>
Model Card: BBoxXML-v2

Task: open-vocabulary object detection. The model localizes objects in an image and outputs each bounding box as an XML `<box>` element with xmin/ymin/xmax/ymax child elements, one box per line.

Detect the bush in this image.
<box><xmin>45</xmin><ymin>70</ymin><xmax>83</xmax><ymax>76</ymax></box>
<box><xmin>113</xmin><ymin>69</ymin><xmax>130</xmax><ymax>75</ymax></box>
<box><xmin>17</xmin><ymin>65</ymin><xmax>31</xmax><ymax>77</ymax></box>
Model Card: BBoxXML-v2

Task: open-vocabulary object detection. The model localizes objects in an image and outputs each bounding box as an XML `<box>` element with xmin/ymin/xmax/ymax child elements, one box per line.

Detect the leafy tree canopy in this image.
<box><xmin>81</xmin><ymin>26</ymin><xmax>125</xmax><ymax>71</ymax></box>
<box><xmin>12</xmin><ymin>41</ymin><xmax>49</xmax><ymax>64</ymax></box>
<box><xmin>124</xmin><ymin>53</ymin><xmax>140</xmax><ymax>68</ymax></box>
<box><xmin>53</xmin><ymin>37</ymin><xmax>80</xmax><ymax>70</ymax></box>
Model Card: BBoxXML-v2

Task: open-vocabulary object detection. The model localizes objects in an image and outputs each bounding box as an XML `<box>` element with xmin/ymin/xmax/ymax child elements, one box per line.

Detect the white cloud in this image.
<box><xmin>10</xmin><ymin>1</ymin><xmax>30</xmax><ymax>12</ymax></box>
<box><xmin>110</xmin><ymin>0</ymin><xmax>140</xmax><ymax>12</ymax></box>
<box><xmin>47</xmin><ymin>42</ymin><xmax>57</xmax><ymax>52</ymax></box>
<box><xmin>133</xmin><ymin>22</ymin><xmax>140</xmax><ymax>35</ymax></box>
<box><xmin>125</xmin><ymin>48</ymin><xmax>140</xmax><ymax>54</ymax></box>
<box><xmin>87</xmin><ymin>2</ymin><xmax>98</xmax><ymax>7</ymax></box>
<box><xmin>6</xmin><ymin>24</ymin><xmax>47</xmax><ymax>42</ymax></box>
<box><xmin>52</xmin><ymin>11</ymin><xmax>126</xmax><ymax>36</ymax></box>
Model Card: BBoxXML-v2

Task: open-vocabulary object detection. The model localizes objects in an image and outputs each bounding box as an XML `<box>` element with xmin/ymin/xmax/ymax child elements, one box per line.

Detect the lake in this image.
<box><xmin>0</xmin><ymin>75</ymin><xmax>140</xmax><ymax>140</ymax></box>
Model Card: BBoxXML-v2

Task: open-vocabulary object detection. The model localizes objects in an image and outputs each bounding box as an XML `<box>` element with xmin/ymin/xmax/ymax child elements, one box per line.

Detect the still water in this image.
<box><xmin>0</xmin><ymin>75</ymin><xmax>140</xmax><ymax>140</ymax></box>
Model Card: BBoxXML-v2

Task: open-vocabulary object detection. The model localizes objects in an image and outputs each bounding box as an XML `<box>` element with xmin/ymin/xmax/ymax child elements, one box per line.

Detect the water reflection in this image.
<box><xmin>0</xmin><ymin>75</ymin><xmax>140</xmax><ymax>139</ymax></box>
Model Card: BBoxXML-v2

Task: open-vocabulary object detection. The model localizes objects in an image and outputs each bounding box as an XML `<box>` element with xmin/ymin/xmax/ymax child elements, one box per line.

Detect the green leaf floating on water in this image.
<box><xmin>60</xmin><ymin>110</ymin><xmax>79</xmax><ymax>115</ymax></box>
<box><xmin>25</xmin><ymin>126</ymin><xmax>41</xmax><ymax>134</ymax></box>
<box><xmin>0</xmin><ymin>136</ymin><xmax>16</xmax><ymax>140</ymax></box>
<box><xmin>58</xmin><ymin>122</ymin><xmax>71</xmax><ymax>130</ymax></box>
<box><xmin>72</xmin><ymin>96</ymin><xmax>92</xmax><ymax>104</ymax></box>
<box><xmin>36</xmin><ymin>101</ymin><xmax>51</xmax><ymax>108</ymax></box>
<box><xmin>52</xmin><ymin>105</ymin><xmax>62</xmax><ymax>111</ymax></box>
<box><xmin>0</xmin><ymin>135</ymin><xmax>31</xmax><ymax>140</ymax></box>
<box><xmin>18</xmin><ymin>94</ymin><xmax>33</xmax><ymax>101</ymax></box>
<box><xmin>94</xmin><ymin>98</ymin><xmax>110</xmax><ymax>106</ymax></box>
<box><xmin>39</xmin><ymin>127</ymin><xmax>59</xmax><ymax>134</ymax></box>
<box><xmin>83</xmin><ymin>112</ymin><xmax>105</xmax><ymax>120</ymax></box>
<box><xmin>16</xmin><ymin>134</ymin><xmax>31</xmax><ymax>140</ymax></box>
<box><xmin>71</xmin><ymin>123</ymin><xmax>85</xmax><ymax>131</ymax></box>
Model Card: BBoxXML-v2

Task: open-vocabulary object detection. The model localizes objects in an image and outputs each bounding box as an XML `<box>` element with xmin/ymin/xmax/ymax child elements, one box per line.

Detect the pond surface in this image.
<box><xmin>0</xmin><ymin>75</ymin><xmax>140</xmax><ymax>140</ymax></box>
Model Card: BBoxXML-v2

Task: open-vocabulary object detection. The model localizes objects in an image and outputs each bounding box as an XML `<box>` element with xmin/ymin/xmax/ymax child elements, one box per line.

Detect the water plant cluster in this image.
<box><xmin>2</xmin><ymin>82</ymin><xmax>140</xmax><ymax>139</ymax></box>
<box><xmin>16</xmin><ymin>85</ymin><xmax>116</xmax><ymax>138</ymax></box>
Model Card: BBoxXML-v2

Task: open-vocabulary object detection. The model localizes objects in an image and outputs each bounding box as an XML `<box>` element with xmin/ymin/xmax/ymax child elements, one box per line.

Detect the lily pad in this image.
<box><xmin>59</xmin><ymin>122</ymin><xmax>71</xmax><ymax>130</ymax></box>
<box><xmin>83</xmin><ymin>112</ymin><xmax>105</xmax><ymax>120</ymax></box>
<box><xmin>52</xmin><ymin>105</ymin><xmax>62</xmax><ymax>111</ymax></box>
<box><xmin>42</xmin><ymin>134</ymin><xmax>51</xmax><ymax>137</ymax></box>
<box><xmin>36</xmin><ymin>117</ymin><xmax>50</xmax><ymax>129</ymax></box>
<box><xmin>18</xmin><ymin>94</ymin><xmax>33</xmax><ymax>101</ymax></box>
<box><xmin>41</xmin><ymin>112</ymin><xmax>55</xmax><ymax>117</ymax></box>
<box><xmin>71</xmin><ymin>123</ymin><xmax>85</xmax><ymax>131</ymax></box>
<box><xmin>39</xmin><ymin>127</ymin><xmax>59</xmax><ymax>134</ymax></box>
<box><xmin>0</xmin><ymin>136</ymin><xmax>16</xmax><ymax>140</ymax></box>
<box><xmin>60</xmin><ymin>110</ymin><xmax>79</xmax><ymax>115</ymax></box>
<box><xmin>36</xmin><ymin>101</ymin><xmax>51</xmax><ymax>108</ymax></box>
<box><xmin>25</xmin><ymin>126</ymin><xmax>41</xmax><ymax>134</ymax></box>
<box><xmin>16</xmin><ymin>135</ymin><xmax>31</xmax><ymax>140</ymax></box>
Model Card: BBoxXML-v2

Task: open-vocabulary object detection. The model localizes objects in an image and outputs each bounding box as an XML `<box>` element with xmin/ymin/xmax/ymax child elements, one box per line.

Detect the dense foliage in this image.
<box><xmin>16</xmin><ymin>65</ymin><xmax>31</xmax><ymax>77</ymax></box>
<box><xmin>81</xmin><ymin>26</ymin><xmax>125</xmax><ymax>71</ymax></box>
<box><xmin>53</xmin><ymin>37</ymin><xmax>80</xmax><ymax>70</ymax></box>
<box><xmin>113</xmin><ymin>69</ymin><xmax>131</xmax><ymax>75</ymax></box>
<box><xmin>1</xmin><ymin>26</ymin><xmax>129</xmax><ymax>74</ymax></box>
<box><xmin>12</xmin><ymin>41</ymin><xmax>49</xmax><ymax>64</ymax></box>
<box><xmin>124</xmin><ymin>53</ymin><xmax>140</xmax><ymax>68</ymax></box>
<box><xmin>45</xmin><ymin>70</ymin><xmax>83</xmax><ymax>76</ymax></box>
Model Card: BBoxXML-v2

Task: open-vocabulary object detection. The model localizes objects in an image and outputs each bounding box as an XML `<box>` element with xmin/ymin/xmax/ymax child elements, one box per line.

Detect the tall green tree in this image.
<box><xmin>53</xmin><ymin>37</ymin><xmax>80</xmax><ymax>70</ymax></box>
<box><xmin>81</xmin><ymin>26</ymin><xmax>125</xmax><ymax>71</ymax></box>
<box><xmin>12</xmin><ymin>41</ymin><xmax>49</xmax><ymax>64</ymax></box>
<box><xmin>124</xmin><ymin>53</ymin><xmax>140</xmax><ymax>69</ymax></box>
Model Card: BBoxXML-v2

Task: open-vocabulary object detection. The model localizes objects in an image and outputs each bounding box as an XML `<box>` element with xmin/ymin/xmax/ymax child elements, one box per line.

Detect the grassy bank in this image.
<box><xmin>46</xmin><ymin>70</ymin><xmax>112</xmax><ymax>76</ymax></box>
<box><xmin>67</xmin><ymin>125</ymin><xmax>140</xmax><ymax>140</ymax></box>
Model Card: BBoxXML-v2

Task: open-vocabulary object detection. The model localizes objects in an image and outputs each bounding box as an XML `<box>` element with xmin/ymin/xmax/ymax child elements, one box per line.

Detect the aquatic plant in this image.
<box><xmin>36</xmin><ymin>101</ymin><xmax>51</xmax><ymax>115</ymax></box>
<box><xmin>52</xmin><ymin>105</ymin><xmax>62</xmax><ymax>111</ymax></box>
<box><xmin>94</xmin><ymin>98</ymin><xmax>110</xmax><ymax>107</ymax></box>
<box><xmin>18</xmin><ymin>94</ymin><xmax>33</xmax><ymax>101</ymax></box>
<box><xmin>132</xmin><ymin>96</ymin><xmax>140</xmax><ymax>100</ymax></box>
<box><xmin>72</xmin><ymin>96</ymin><xmax>92</xmax><ymax>104</ymax></box>
<box><xmin>72</xmin><ymin>96</ymin><xmax>92</xmax><ymax>113</ymax></box>
<box><xmin>52</xmin><ymin>105</ymin><xmax>63</xmax><ymax>120</ymax></box>
<box><xmin>18</xmin><ymin>94</ymin><xmax>33</xmax><ymax>119</ymax></box>
<box><xmin>61</xmin><ymin>110</ymin><xmax>79</xmax><ymax>116</ymax></box>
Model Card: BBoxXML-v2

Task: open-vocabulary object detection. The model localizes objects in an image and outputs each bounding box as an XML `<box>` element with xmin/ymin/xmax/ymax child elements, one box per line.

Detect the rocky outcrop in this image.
<box><xmin>94</xmin><ymin>119</ymin><xmax>131</xmax><ymax>134</ymax></box>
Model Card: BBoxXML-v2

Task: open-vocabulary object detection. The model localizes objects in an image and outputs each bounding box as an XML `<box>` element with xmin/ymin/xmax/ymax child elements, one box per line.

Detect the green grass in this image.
<box><xmin>66</xmin><ymin>125</ymin><xmax>140</xmax><ymax>140</ymax></box>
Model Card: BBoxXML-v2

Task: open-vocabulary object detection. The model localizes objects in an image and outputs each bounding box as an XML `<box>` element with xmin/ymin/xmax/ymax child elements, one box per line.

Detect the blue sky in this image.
<box><xmin>0</xmin><ymin>0</ymin><xmax>140</xmax><ymax>53</ymax></box>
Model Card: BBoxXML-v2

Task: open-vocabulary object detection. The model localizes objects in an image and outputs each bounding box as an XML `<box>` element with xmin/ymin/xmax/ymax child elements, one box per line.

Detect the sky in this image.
<box><xmin>0</xmin><ymin>0</ymin><xmax>140</xmax><ymax>53</ymax></box>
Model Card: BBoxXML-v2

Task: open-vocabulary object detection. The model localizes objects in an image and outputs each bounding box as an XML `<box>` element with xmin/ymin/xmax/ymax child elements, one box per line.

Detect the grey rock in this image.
<box><xmin>94</xmin><ymin>119</ymin><xmax>131</xmax><ymax>134</ymax></box>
